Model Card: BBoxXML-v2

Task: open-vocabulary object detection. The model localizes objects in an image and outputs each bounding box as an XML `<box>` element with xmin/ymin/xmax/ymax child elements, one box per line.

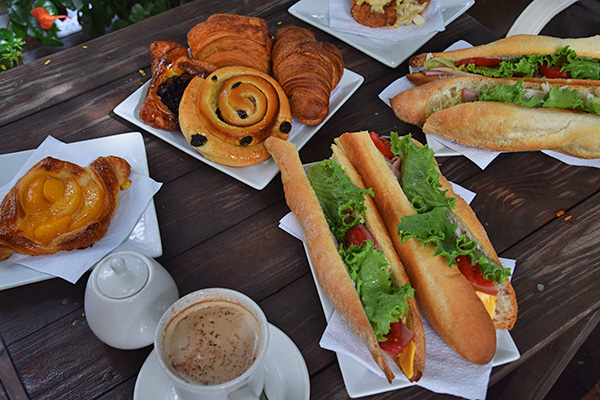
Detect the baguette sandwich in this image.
<box><xmin>406</xmin><ymin>35</ymin><xmax>600</xmax><ymax>86</ymax></box>
<box><xmin>335</xmin><ymin>131</ymin><xmax>518</xmax><ymax>364</ymax></box>
<box><xmin>264</xmin><ymin>136</ymin><xmax>426</xmax><ymax>382</ymax></box>
<box><xmin>390</xmin><ymin>76</ymin><xmax>600</xmax><ymax>159</ymax></box>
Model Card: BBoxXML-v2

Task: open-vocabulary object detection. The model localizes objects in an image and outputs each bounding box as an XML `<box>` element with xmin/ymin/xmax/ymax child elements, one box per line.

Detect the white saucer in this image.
<box><xmin>133</xmin><ymin>323</ymin><xmax>310</xmax><ymax>400</ymax></box>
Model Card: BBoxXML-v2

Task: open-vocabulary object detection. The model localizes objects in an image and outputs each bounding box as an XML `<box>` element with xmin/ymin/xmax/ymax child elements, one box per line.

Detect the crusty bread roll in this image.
<box><xmin>409</xmin><ymin>34</ymin><xmax>600</xmax><ymax>68</ymax></box>
<box><xmin>264</xmin><ymin>136</ymin><xmax>426</xmax><ymax>382</ymax></box>
<box><xmin>390</xmin><ymin>76</ymin><xmax>600</xmax><ymax>159</ymax></box>
<box><xmin>0</xmin><ymin>156</ymin><xmax>131</xmax><ymax>260</ymax></box>
<box><xmin>336</xmin><ymin>131</ymin><xmax>516</xmax><ymax>364</ymax></box>
<box><xmin>179</xmin><ymin>66</ymin><xmax>292</xmax><ymax>167</ymax></box>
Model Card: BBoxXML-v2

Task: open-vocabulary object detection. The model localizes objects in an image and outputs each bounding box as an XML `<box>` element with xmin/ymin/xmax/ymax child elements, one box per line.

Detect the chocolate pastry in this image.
<box><xmin>272</xmin><ymin>25</ymin><xmax>344</xmax><ymax>126</ymax></box>
<box><xmin>0</xmin><ymin>156</ymin><xmax>131</xmax><ymax>260</ymax></box>
<box><xmin>139</xmin><ymin>41</ymin><xmax>217</xmax><ymax>131</ymax></box>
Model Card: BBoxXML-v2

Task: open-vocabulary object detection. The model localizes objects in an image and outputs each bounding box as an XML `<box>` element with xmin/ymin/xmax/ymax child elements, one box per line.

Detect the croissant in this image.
<box><xmin>272</xmin><ymin>25</ymin><xmax>344</xmax><ymax>126</ymax></box>
<box><xmin>187</xmin><ymin>14</ymin><xmax>273</xmax><ymax>74</ymax></box>
<box><xmin>139</xmin><ymin>41</ymin><xmax>217</xmax><ymax>131</ymax></box>
<box><xmin>0</xmin><ymin>156</ymin><xmax>131</xmax><ymax>261</ymax></box>
<box><xmin>179</xmin><ymin>66</ymin><xmax>292</xmax><ymax>167</ymax></box>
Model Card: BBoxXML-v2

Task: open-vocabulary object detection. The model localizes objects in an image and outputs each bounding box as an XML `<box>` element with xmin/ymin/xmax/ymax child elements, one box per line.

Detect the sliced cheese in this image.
<box><xmin>399</xmin><ymin>339</ymin><xmax>416</xmax><ymax>379</ymax></box>
<box><xmin>476</xmin><ymin>291</ymin><xmax>497</xmax><ymax>320</ymax></box>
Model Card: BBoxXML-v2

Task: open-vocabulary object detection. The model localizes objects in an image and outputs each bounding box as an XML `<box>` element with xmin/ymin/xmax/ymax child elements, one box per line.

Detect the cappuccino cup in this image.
<box><xmin>154</xmin><ymin>288</ymin><xmax>270</xmax><ymax>400</ymax></box>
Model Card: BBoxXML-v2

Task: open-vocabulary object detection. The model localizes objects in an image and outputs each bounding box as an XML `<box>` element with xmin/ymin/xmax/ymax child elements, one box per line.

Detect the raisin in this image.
<box><xmin>279</xmin><ymin>121</ymin><xmax>292</xmax><ymax>134</ymax></box>
<box><xmin>240</xmin><ymin>136</ymin><xmax>253</xmax><ymax>145</ymax></box>
<box><xmin>237</xmin><ymin>110</ymin><xmax>248</xmax><ymax>119</ymax></box>
<box><xmin>190</xmin><ymin>134</ymin><xmax>207</xmax><ymax>146</ymax></box>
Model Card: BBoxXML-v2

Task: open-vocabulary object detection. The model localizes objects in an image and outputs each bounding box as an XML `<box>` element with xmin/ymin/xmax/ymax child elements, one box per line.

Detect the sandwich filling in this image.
<box><xmin>368</xmin><ymin>132</ymin><xmax>511</xmax><ymax>317</ymax></box>
<box><xmin>423</xmin><ymin>46</ymin><xmax>600</xmax><ymax>80</ymax></box>
<box><xmin>306</xmin><ymin>159</ymin><xmax>416</xmax><ymax>359</ymax></box>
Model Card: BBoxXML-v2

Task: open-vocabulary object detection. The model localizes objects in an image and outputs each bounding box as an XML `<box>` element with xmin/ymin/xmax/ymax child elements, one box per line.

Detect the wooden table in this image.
<box><xmin>1</xmin><ymin>1</ymin><xmax>599</xmax><ymax>399</ymax></box>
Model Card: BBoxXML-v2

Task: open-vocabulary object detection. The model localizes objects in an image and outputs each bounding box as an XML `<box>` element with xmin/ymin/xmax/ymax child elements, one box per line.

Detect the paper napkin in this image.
<box><xmin>0</xmin><ymin>136</ymin><xmax>162</xmax><ymax>283</ymax></box>
<box><xmin>328</xmin><ymin>0</ymin><xmax>444</xmax><ymax>41</ymax></box>
<box><xmin>278</xmin><ymin>181</ymin><xmax>517</xmax><ymax>399</ymax></box>
<box><xmin>380</xmin><ymin>40</ymin><xmax>600</xmax><ymax>169</ymax></box>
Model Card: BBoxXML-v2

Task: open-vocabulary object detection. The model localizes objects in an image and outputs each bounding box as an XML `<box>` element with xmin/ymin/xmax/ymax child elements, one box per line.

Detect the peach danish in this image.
<box><xmin>179</xmin><ymin>66</ymin><xmax>292</xmax><ymax>167</ymax></box>
<box><xmin>0</xmin><ymin>156</ymin><xmax>131</xmax><ymax>261</ymax></box>
<box><xmin>139</xmin><ymin>41</ymin><xmax>217</xmax><ymax>131</ymax></box>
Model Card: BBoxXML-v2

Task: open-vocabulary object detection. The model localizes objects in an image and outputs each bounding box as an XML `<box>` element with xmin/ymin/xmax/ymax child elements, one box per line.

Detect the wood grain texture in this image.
<box><xmin>0</xmin><ymin>0</ymin><xmax>599</xmax><ymax>399</ymax></box>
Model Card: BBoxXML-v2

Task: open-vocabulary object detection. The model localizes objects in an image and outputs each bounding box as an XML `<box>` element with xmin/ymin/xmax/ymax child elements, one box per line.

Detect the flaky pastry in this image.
<box><xmin>0</xmin><ymin>156</ymin><xmax>131</xmax><ymax>260</ymax></box>
<box><xmin>187</xmin><ymin>14</ymin><xmax>273</xmax><ymax>74</ymax></box>
<box><xmin>139</xmin><ymin>41</ymin><xmax>217</xmax><ymax>131</ymax></box>
<box><xmin>272</xmin><ymin>25</ymin><xmax>344</xmax><ymax>126</ymax></box>
<box><xmin>179</xmin><ymin>66</ymin><xmax>292</xmax><ymax>167</ymax></box>
<box><xmin>350</xmin><ymin>0</ymin><xmax>430</xmax><ymax>28</ymax></box>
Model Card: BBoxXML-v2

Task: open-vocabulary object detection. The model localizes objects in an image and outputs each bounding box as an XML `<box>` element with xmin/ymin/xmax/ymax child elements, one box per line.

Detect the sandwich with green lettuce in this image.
<box><xmin>406</xmin><ymin>34</ymin><xmax>600</xmax><ymax>86</ymax></box>
<box><xmin>390</xmin><ymin>76</ymin><xmax>600</xmax><ymax>159</ymax></box>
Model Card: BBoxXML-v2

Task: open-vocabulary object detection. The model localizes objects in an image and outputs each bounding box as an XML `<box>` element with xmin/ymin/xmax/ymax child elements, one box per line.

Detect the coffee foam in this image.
<box><xmin>162</xmin><ymin>300</ymin><xmax>262</xmax><ymax>385</ymax></box>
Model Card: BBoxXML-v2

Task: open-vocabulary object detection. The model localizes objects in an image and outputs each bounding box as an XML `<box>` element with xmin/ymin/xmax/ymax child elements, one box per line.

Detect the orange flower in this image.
<box><xmin>31</xmin><ymin>7</ymin><xmax>70</xmax><ymax>30</ymax></box>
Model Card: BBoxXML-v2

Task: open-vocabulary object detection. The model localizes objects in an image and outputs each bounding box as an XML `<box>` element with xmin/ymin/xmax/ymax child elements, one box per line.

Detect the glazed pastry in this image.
<box><xmin>187</xmin><ymin>14</ymin><xmax>273</xmax><ymax>74</ymax></box>
<box><xmin>350</xmin><ymin>0</ymin><xmax>431</xmax><ymax>28</ymax></box>
<box><xmin>139</xmin><ymin>41</ymin><xmax>217</xmax><ymax>131</ymax></box>
<box><xmin>0</xmin><ymin>156</ymin><xmax>131</xmax><ymax>261</ymax></box>
<box><xmin>179</xmin><ymin>66</ymin><xmax>292</xmax><ymax>167</ymax></box>
<box><xmin>272</xmin><ymin>25</ymin><xmax>344</xmax><ymax>126</ymax></box>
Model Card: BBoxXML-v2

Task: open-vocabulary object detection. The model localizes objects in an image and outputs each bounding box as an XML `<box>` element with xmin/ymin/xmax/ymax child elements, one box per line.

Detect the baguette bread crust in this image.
<box><xmin>331</xmin><ymin>143</ymin><xmax>426</xmax><ymax>381</ymax></box>
<box><xmin>409</xmin><ymin>34</ymin><xmax>600</xmax><ymax>68</ymax></box>
<box><xmin>423</xmin><ymin>102</ymin><xmax>600</xmax><ymax>158</ymax></box>
<box><xmin>265</xmin><ymin>137</ymin><xmax>425</xmax><ymax>382</ymax></box>
<box><xmin>336</xmin><ymin>131</ymin><xmax>500</xmax><ymax>364</ymax></box>
<box><xmin>391</xmin><ymin>76</ymin><xmax>600</xmax><ymax>127</ymax></box>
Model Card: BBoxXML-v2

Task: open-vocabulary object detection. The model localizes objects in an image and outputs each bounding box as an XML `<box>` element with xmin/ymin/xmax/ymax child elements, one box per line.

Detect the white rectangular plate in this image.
<box><xmin>288</xmin><ymin>0</ymin><xmax>475</xmax><ymax>68</ymax></box>
<box><xmin>114</xmin><ymin>69</ymin><xmax>364</xmax><ymax>190</ymax></box>
<box><xmin>301</xmin><ymin>241</ymin><xmax>520</xmax><ymax>398</ymax></box>
<box><xmin>0</xmin><ymin>132</ymin><xmax>162</xmax><ymax>291</ymax></box>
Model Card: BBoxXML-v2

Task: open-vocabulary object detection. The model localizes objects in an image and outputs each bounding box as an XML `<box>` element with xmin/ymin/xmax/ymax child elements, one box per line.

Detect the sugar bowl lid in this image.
<box><xmin>94</xmin><ymin>253</ymin><xmax>149</xmax><ymax>299</ymax></box>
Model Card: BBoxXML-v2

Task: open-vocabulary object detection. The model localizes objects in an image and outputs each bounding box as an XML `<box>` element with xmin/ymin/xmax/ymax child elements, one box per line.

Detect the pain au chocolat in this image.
<box><xmin>0</xmin><ymin>156</ymin><xmax>131</xmax><ymax>260</ymax></box>
<box><xmin>179</xmin><ymin>66</ymin><xmax>292</xmax><ymax>167</ymax></box>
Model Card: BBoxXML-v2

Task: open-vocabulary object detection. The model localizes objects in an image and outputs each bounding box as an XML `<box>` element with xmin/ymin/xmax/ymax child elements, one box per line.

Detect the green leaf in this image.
<box><xmin>8</xmin><ymin>5</ymin><xmax>30</xmax><ymax>26</ymax></box>
<box><xmin>389</xmin><ymin>133</ymin><xmax>511</xmax><ymax>284</ymax></box>
<box><xmin>477</xmin><ymin>80</ymin><xmax>542</xmax><ymax>107</ymax></box>
<box><xmin>389</xmin><ymin>132</ymin><xmax>454</xmax><ymax>213</ymax></box>
<box><xmin>340</xmin><ymin>243</ymin><xmax>414</xmax><ymax>341</ymax></box>
<box><xmin>306</xmin><ymin>160</ymin><xmax>372</xmax><ymax>243</ymax></box>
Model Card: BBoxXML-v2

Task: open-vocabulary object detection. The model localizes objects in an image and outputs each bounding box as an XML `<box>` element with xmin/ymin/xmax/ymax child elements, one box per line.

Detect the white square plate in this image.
<box><xmin>0</xmin><ymin>132</ymin><xmax>162</xmax><ymax>291</ymax></box>
<box><xmin>114</xmin><ymin>69</ymin><xmax>364</xmax><ymax>190</ymax></box>
<box><xmin>302</xmin><ymin>245</ymin><xmax>520</xmax><ymax>398</ymax></box>
<box><xmin>288</xmin><ymin>0</ymin><xmax>475</xmax><ymax>68</ymax></box>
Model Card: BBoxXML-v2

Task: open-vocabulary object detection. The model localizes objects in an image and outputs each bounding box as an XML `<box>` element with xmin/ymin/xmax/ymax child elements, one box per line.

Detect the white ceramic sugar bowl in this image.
<box><xmin>84</xmin><ymin>251</ymin><xmax>179</xmax><ymax>350</ymax></box>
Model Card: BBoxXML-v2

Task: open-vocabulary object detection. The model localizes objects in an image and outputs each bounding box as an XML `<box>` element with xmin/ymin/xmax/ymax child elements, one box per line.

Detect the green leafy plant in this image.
<box><xmin>0</xmin><ymin>0</ymin><xmax>189</xmax><ymax>71</ymax></box>
<box><xmin>0</xmin><ymin>27</ymin><xmax>25</xmax><ymax>70</ymax></box>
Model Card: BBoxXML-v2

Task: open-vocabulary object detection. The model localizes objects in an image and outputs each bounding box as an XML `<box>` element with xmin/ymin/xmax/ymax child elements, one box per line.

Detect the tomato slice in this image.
<box><xmin>379</xmin><ymin>320</ymin><xmax>414</xmax><ymax>359</ymax></box>
<box><xmin>539</xmin><ymin>63</ymin><xmax>569</xmax><ymax>79</ymax></box>
<box><xmin>369</xmin><ymin>132</ymin><xmax>394</xmax><ymax>160</ymax></box>
<box><xmin>456</xmin><ymin>255</ymin><xmax>498</xmax><ymax>296</ymax></box>
<box><xmin>344</xmin><ymin>224</ymin><xmax>376</xmax><ymax>248</ymax></box>
<box><xmin>455</xmin><ymin>57</ymin><xmax>502</xmax><ymax>67</ymax></box>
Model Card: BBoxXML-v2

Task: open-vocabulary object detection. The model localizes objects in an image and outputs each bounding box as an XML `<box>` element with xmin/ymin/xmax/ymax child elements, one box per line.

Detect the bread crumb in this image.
<box><xmin>82</xmin><ymin>45</ymin><xmax>87</xmax><ymax>49</ymax></box>
<box><xmin>564</xmin><ymin>215</ymin><xmax>572</xmax><ymax>221</ymax></box>
<box><xmin>44</xmin><ymin>60</ymin><xmax>51</xmax><ymax>65</ymax></box>
<box><xmin>139</xmin><ymin>69</ymin><xmax>146</xmax><ymax>76</ymax></box>
<box><xmin>556</xmin><ymin>210</ymin><xmax>565</xmax><ymax>217</ymax></box>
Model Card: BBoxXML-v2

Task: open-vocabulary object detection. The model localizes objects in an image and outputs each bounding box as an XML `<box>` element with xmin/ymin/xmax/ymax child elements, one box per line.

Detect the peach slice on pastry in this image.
<box><xmin>0</xmin><ymin>156</ymin><xmax>131</xmax><ymax>260</ymax></box>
